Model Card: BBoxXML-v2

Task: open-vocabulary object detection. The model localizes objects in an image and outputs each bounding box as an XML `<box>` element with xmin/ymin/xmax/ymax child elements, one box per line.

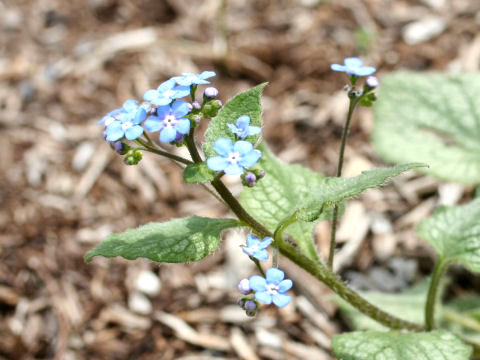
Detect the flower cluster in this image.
<box><xmin>99</xmin><ymin>71</ymin><xmax>220</xmax><ymax>164</ymax></box>
<box><xmin>237</xmin><ymin>233</ymin><xmax>293</xmax><ymax>315</ymax></box>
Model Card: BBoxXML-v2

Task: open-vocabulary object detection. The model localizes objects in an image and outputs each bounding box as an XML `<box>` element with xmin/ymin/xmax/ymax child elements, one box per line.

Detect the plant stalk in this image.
<box><xmin>425</xmin><ymin>258</ymin><xmax>448</xmax><ymax>331</ymax></box>
<box><xmin>328</xmin><ymin>96</ymin><xmax>358</xmax><ymax>270</ymax></box>
<box><xmin>135</xmin><ymin>139</ymin><xmax>193</xmax><ymax>165</ymax></box>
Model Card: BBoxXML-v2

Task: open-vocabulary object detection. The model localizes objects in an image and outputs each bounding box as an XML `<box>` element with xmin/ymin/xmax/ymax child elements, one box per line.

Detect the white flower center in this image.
<box><xmin>162</xmin><ymin>89</ymin><xmax>175</xmax><ymax>98</ymax></box>
<box><xmin>266</xmin><ymin>283</ymin><xmax>279</xmax><ymax>296</ymax></box>
<box><xmin>245</xmin><ymin>244</ymin><xmax>259</xmax><ymax>255</ymax></box>
<box><xmin>227</xmin><ymin>152</ymin><xmax>241</xmax><ymax>164</ymax></box>
<box><xmin>122</xmin><ymin>121</ymin><xmax>133</xmax><ymax>131</ymax></box>
<box><xmin>186</xmin><ymin>76</ymin><xmax>196</xmax><ymax>83</ymax></box>
<box><xmin>162</xmin><ymin>114</ymin><xmax>177</xmax><ymax>128</ymax></box>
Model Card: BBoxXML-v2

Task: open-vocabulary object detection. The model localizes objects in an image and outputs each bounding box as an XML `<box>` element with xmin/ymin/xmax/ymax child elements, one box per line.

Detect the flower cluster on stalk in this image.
<box><xmin>237</xmin><ymin>233</ymin><xmax>293</xmax><ymax>316</ymax></box>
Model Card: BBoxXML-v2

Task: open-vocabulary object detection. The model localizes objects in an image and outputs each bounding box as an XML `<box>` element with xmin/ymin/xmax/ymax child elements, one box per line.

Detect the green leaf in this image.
<box><xmin>373</xmin><ymin>72</ymin><xmax>480</xmax><ymax>185</ymax></box>
<box><xmin>334</xmin><ymin>280</ymin><xmax>433</xmax><ymax>331</ymax></box>
<box><xmin>417</xmin><ymin>198</ymin><xmax>480</xmax><ymax>273</ymax></box>
<box><xmin>85</xmin><ymin>216</ymin><xmax>239</xmax><ymax>263</ymax></box>
<box><xmin>183</xmin><ymin>162</ymin><xmax>215</xmax><ymax>184</ymax></box>
<box><xmin>203</xmin><ymin>83</ymin><xmax>267</xmax><ymax>158</ymax></box>
<box><xmin>296</xmin><ymin>163</ymin><xmax>426</xmax><ymax>222</ymax></box>
<box><xmin>240</xmin><ymin>144</ymin><xmax>330</xmax><ymax>260</ymax></box>
<box><xmin>332</xmin><ymin>330</ymin><xmax>472</xmax><ymax>360</ymax></box>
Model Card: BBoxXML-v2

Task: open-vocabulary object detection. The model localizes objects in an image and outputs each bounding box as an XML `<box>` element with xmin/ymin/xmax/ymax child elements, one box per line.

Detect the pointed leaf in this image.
<box><xmin>417</xmin><ymin>198</ymin><xmax>480</xmax><ymax>273</ymax></box>
<box><xmin>373</xmin><ymin>72</ymin><xmax>480</xmax><ymax>184</ymax></box>
<box><xmin>332</xmin><ymin>330</ymin><xmax>472</xmax><ymax>360</ymax></box>
<box><xmin>85</xmin><ymin>217</ymin><xmax>239</xmax><ymax>263</ymax></box>
<box><xmin>240</xmin><ymin>144</ymin><xmax>332</xmax><ymax>260</ymax></box>
<box><xmin>296</xmin><ymin>163</ymin><xmax>426</xmax><ymax>221</ymax></box>
<box><xmin>203</xmin><ymin>83</ymin><xmax>267</xmax><ymax>158</ymax></box>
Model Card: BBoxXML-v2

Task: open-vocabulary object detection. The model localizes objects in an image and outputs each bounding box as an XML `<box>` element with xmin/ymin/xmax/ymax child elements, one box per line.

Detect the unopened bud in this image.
<box><xmin>244</xmin><ymin>300</ymin><xmax>257</xmax><ymax>312</ymax></box>
<box><xmin>192</xmin><ymin>101</ymin><xmax>201</xmax><ymax>111</ymax></box>
<box><xmin>237</xmin><ymin>298</ymin><xmax>246</xmax><ymax>308</ymax></box>
<box><xmin>174</xmin><ymin>133</ymin><xmax>185</xmax><ymax>143</ymax></box>
<box><xmin>112</xmin><ymin>141</ymin><xmax>128</xmax><ymax>155</ymax></box>
<box><xmin>366</xmin><ymin>76</ymin><xmax>379</xmax><ymax>89</ymax></box>
<box><xmin>244</xmin><ymin>172</ymin><xmax>257</xmax><ymax>187</ymax></box>
<box><xmin>256</xmin><ymin>169</ymin><xmax>266</xmax><ymax>179</ymax></box>
<box><xmin>238</xmin><ymin>279</ymin><xmax>251</xmax><ymax>295</ymax></box>
<box><xmin>204</xmin><ymin>87</ymin><xmax>219</xmax><ymax>99</ymax></box>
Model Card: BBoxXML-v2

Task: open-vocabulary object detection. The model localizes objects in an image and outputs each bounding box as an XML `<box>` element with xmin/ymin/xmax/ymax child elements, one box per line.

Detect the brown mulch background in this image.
<box><xmin>1</xmin><ymin>0</ymin><xmax>480</xmax><ymax>359</ymax></box>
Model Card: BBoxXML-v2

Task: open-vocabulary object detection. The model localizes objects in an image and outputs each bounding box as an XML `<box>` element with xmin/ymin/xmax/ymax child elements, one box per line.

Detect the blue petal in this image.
<box><xmin>239</xmin><ymin>149</ymin><xmax>261</xmax><ymax>167</ymax></box>
<box><xmin>125</xmin><ymin>125</ymin><xmax>143</xmax><ymax>140</ymax></box>
<box><xmin>354</xmin><ymin>66</ymin><xmax>376</xmax><ymax>76</ymax></box>
<box><xmin>157</xmin><ymin>79</ymin><xmax>175</xmax><ymax>92</ymax></box>
<box><xmin>254</xmin><ymin>249</ymin><xmax>269</xmax><ymax>261</ymax></box>
<box><xmin>272</xmin><ymin>293</ymin><xmax>291</xmax><ymax>308</ymax></box>
<box><xmin>213</xmin><ymin>138</ymin><xmax>233</xmax><ymax>156</ymax></box>
<box><xmin>330</xmin><ymin>64</ymin><xmax>347</xmax><ymax>72</ymax></box>
<box><xmin>259</xmin><ymin>237</ymin><xmax>273</xmax><ymax>249</ymax></box>
<box><xmin>143</xmin><ymin>89</ymin><xmax>158</xmax><ymax>102</ymax></box>
<box><xmin>156</xmin><ymin>105</ymin><xmax>171</xmax><ymax>118</ymax></box>
<box><xmin>227</xmin><ymin>123</ymin><xmax>239</xmax><ymax>135</ymax></box>
<box><xmin>105</xmin><ymin>122</ymin><xmax>124</xmax><ymax>141</ymax></box>
<box><xmin>144</xmin><ymin>116</ymin><xmax>163</xmax><ymax>132</ymax></box>
<box><xmin>247</xmin><ymin>126</ymin><xmax>261</xmax><ymax>136</ymax></box>
<box><xmin>200</xmin><ymin>70</ymin><xmax>216</xmax><ymax>79</ymax></box>
<box><xmin>344</xmin><ymin>57</ymin><xmax>363</xmax><ymax>68</ymax></box>
<box><xmin>266</xmin><ymin>268</ymin><xmax>284</xmax><ymax>284</ymax></box>
<box><xmin>123</xmin><ymin>99</ymin><xmax>138</xmax><ymax>112</ymax></box>
<box><xmin>224</xmin><ymin>163</ymin><xmax>244</xmax><ymax>175</ymax></box>
<box><xmin>246</xmin><ymin>234</ymin><xmax>260</xmax><ymax>247</ymax></box>
<box><xmin>236</xmin><ymin>115</ymin><xmax>250</xmax><ymax>130</ymax></box>
<box><xmin>278</xmin><ymin>279</ymin><xmax>293</xmax><ymax>292</ymax></box>
<box><xmin>173</xmin><ymin>86</ymin><xmax>191</xmax><ymax>98</ymax></box>
<box><xmin>133</xmin><ymin>108</ymin><xmax>147</xmax><ymax>124</ymax></box>
<box><xmin>160</xmin><ymin>127</ymin><xmax>177</xmax><ymax>142</ymax></box>
<box><xmin>233</xmin><ymin>140</ymin><xmax>253</xmax><ymax>156</ymax></box>
<box><xmin>151</xmin><ymin>97</ymin><xmax>171</xmax><ymax>106</ymax></box>
<box><xmin>255</xmin><ymin>291</ymin><xmax>273</xmax><ymax>305</ymax></box>
<box><xmin>249</xmin><ymin>275</ymin><xmax>267</xmax><ymax>292</ymax></box>
<box><xmin>171</xmin><ymin>100</ymin><xmax>190</xmax><ymax>117</ymax></box>
<box><xmin>207</xmin><ymin>156</ymin><xmax>229</xmax><ymax>171</ymax></box>
<box><xmin>175</xmin><ymin>119</ymin><xmax>190</xmax><ymax>134</ymax></box>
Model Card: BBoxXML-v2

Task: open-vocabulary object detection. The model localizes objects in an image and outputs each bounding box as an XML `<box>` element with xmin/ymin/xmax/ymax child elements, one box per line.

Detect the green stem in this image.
<box><xmin>185</xmin><ymin>129</ymin><xmax>203</xmax><ymax>163</ymax></box>
<box><xmin>425</xmin><ymin>258</ymin><xmax>448</xmax><ymax>331</ymax></box>
<box><xmin>443</xmin><ymin>309</ymin><xmax>480</xmax><ymax>333</ymax></box>
<box><xmin>328</xmin><ymin>96</ymin><xmax>359</xmax><ymax>270</ymax></box>
<box><xmin>135</xmin><ymin>140</ymin><xmax>193</xmax><ymax>165</ymax></box>
<box><xmin>210</xmin><ymin>176</ymin><xmax>423</xmax><ymax>331</ymax></box>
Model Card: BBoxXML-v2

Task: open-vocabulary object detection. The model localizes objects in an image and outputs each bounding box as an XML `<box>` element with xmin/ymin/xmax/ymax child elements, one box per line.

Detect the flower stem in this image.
<box><xmin>425</xmin><ymin>258</ymin><xmax>448</xmax><ymax>331</ymax></box>
<box><xmin>135</xmin><ymin>139</ymin><xmax>193</xmax><ymax>165</ymax></box>
<box><xmin>328</xmin><ymin>96</ymin><xmax>358</xmax><ymax>270</ymax></box>
<box><xmin>210</xmin><ymin>174</ymin><xmax>423</xmax><ymax>331</ymax></box>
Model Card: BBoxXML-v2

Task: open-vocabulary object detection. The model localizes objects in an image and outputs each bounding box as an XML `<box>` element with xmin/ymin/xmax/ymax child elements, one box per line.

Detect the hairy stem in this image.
<box><xmin>425</xmin><ymin>258</ymin><xmax>448</xmax><ymax>331</ymax></box>
<box><xmin>328</xmin><ymin>96</ymin><xmax>358</xmax><ymax>270</ymax></box>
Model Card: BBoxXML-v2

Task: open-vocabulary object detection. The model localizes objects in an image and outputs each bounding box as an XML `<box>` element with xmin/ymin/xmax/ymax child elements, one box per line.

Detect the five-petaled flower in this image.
<box><xmin>228</xmin><ymin>115</ymin><xmax>261</xmax><ymax>139</ymax></box>
<box><xmin>173</xmin><ymin>71</ymin><xmax>216</xmax><ymax>87</ymax></box>
<box><xmin>104</xmin><ymin>99</ymin><xmax>147</xmax><ymax>141</ymax></box>
<box><xmin>207</xmin><ymin>138</ymin><xmax>262</xmax><ymax>175</ymax></box>
<box><xmin>143</xmin><ymin>78</ymin><xmax>190</xmax><ymax>106</ymax></box>
<box><xmin>331</xmin><ymin>57</ymin><xmax>376</xmax><ymax>77</ymax></box>
<box><xmin>144</xmin><ymin>101</ymin><xmax>191</xmax><ymax>143</ymax></box>
<box><xmin>249</xmin><ymin>268</ymin><xmax>292</xmax><ymax>308</ymax></box>
<box><xmin>242</xmin><ymin>234</ymin><xmax>273</xmax><ymax>261</ymax></box>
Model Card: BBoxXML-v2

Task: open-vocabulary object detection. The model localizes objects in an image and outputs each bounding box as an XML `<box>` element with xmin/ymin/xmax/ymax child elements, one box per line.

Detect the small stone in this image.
<box><xmin>134</xmin><ymin>270</ymin><xmax>162</xmax><ymax>296</ymax></box>
<box><xmin>402</xmin><ymin>17</ymin><xmax>446</xmax><ymax>45</ymax></box>
<box><xmin>72</xmin><ymin>142</ymin><xmax>95</xmax><ymax>172</ymax></box>
<box><xmin>128</xmin><ymin>292</ymin><xmax>152</xmax><ymax>314</ymax></box>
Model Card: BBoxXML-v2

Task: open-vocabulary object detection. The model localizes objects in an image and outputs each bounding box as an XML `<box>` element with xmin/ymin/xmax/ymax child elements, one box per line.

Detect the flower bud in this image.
<box><xmin>256</xmin><ymin>169</ymin><xmax>266</xmax><ymax>179</ymax></box>
<box><xmin>191</xmin><ymin>101</ymin><xmax>201</xmax><ymax>111</ymax></box>
<box><xmin>237</xmin><ymin>298</ymin><xmax>246</xmax><ymax>308</ymax></box>
<box><xmin>244</xmin><ymin>172</ymin><xmax>257</xmax><ymax>187</ymax></box>
<box><xmin>202</xmin><ymin>100</ymin><xmax>222</xmax><ymax>118</ymax></box>
<box><xmin>244</xmin><ymin>300</ymin><xmax>257</xmax><ymax>312</ymax></box>
<box><xmin>174</xmin><ymin>133</ymin><xmax>185</xmax><ymax>143</ymax></box>
<box><xmin>238</xmin><ymin>279</ymin><xmax>251</xmax><ymax>295</ymax></box>
<box><xmin>204</xmin><ymin>87</ymin><xmax>219</xmax><ymax>99</ymax></box>
<box><xmin>366</xmin><ymin>76</ymin><xmax>379</xmax><ymax>89</ymax></box>
<box><xmin>124</xmin><ymin>149</ymin><xmax>143</xmax><ymax>165</ymax></box>
<box><xmin>112</xmin><ymin>141</ymin><xmax>128</xmax><ymax>155</ymax></box>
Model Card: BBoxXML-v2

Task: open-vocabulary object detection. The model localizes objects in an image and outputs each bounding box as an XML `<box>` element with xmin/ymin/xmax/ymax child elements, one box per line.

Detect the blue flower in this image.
<box><xmin>98</xmin><ymin>107</ymin><xmax>125</xmax><ymax>126</ymax></box>
<box><xmin>227</xmin><ymin>115</ymin><xmax>261</xmax><ymax>139</ymax></box>
<box><xmin>242</xmin><ymin>234</ymin><xmax>273</xmax><ymax>261</ymax></box>
<box><xmin>173</xmin><ymin>71</ymin><xmax>216</xmax><ymax>87</ymax></box>
<box><xmin>143</xmin><ymin>78</ymin><xmax>190</xmax><ymax>106</ymax></box>
<box><xmin>330</xmin><ymin>57</ymin><xmax>376</xmax><ymax>77</ymax></box>
<box><xmin>249</xmin><ymin>268</ymin><xmax>293</xmax><ymax>308</ymax></box>
<box><xmin>144</xmin><ymin>100</ymin><xmax>191</xmax><ymax>143</ymax></box>
<box><xmin>207</xmin><ymin>138</ymin><xmax>262</xmax><ymax>175</ymax></box>
<box><xmin>104</xmin><ymin>99</ymin><xmax>147</xmax><ymax>141</ymax></box>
